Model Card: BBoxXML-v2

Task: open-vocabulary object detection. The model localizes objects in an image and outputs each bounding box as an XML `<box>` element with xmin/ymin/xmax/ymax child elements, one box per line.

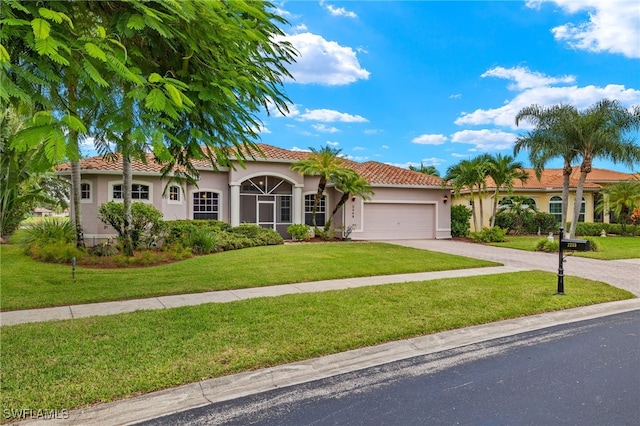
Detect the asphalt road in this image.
<box><xmin>140</xmin><ymin>310</ymin><xmax>640</xmax><ymax>426</ymax></box>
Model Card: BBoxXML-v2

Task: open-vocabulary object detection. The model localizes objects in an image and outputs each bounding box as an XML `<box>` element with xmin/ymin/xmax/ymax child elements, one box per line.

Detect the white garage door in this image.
<box><xmin>362</xmin><ymin>203</ymin><xmax>435</xmax><ymax>239</ymax></box>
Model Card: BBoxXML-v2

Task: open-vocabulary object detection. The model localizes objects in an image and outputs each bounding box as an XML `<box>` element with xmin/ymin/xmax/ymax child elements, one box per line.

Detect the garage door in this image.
<box><xmin>362</xmin><ymin>203</ymin><xmax>435</xmax><ymax>239</ymax></box>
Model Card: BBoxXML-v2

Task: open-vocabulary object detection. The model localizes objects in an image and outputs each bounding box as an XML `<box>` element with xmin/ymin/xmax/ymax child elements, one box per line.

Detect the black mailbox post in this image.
<box><xmin>557</xmin><ymin>227</ymin><xmax>590</xmax><ymax>295</ymax></box>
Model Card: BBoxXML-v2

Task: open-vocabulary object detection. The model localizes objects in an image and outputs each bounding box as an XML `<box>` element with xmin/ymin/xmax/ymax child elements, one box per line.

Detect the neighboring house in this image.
<box><xmin>452</xmin><ymin>167</ymin><xmax>638</xmax><ymax>229</ymax></box>
<box><xmin>56</xmin><ymin>144</ymin><xmax>452</xmax><ymax>245</ymax></box>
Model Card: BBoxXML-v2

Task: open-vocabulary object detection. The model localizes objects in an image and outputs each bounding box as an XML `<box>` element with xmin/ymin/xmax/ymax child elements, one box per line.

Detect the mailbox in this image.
<box><xmin>560</xmin><ymin>239</ymin><xmax>590</xmax><ymax>251</ymax></box>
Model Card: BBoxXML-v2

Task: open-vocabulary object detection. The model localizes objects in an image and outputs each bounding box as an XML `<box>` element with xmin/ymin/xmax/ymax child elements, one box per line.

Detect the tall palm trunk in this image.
<box><xmin>561</xmin><ymin>163</ymin><xmax>572</xmax><ymax>234</ymax></box>
<box><xmin>325</xmin><ymin>192</ymin><xmax>350</xmax><ymax>231</ymax></box>
<box><xmin>311</xmin><ymin>176</ymin><xmax>326</xmax><ymax>229</ymax></box>
<box><xmin>490</xmin><ymin>189</ymin><xmax>499</xmax><ymax>228</ymax></box>
<box><xmin>122</xmin><ymin>137</ymin><xmax>134</xmax><ymax>257</ymax></box>
<box><xmin>476</xmin><ymin>184</ymin><xmax>485</xmax><ymax>229</ymax></box>
<box><xmin>569</xmin><ymin>162</ymin><xmax>591</xmax><ymax>238</ymax></box>
<box><xmin>66</xmin><ymin>76</ymin><xmax>84</xmax><ymax>248</ymax></box>
<box><xmin>470</xmin><ymin>191</ymin><xmax>479</xmax><ymax>232</ymax></box>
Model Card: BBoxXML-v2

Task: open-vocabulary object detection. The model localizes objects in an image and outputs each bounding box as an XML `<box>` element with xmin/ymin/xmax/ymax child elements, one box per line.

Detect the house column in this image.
<box><xmin>230</xmin><ymin>183</ymin><xmax>240</xmax><ymax>227</ymax></box>
<box><xmin>294</xmin><ymin>184</ymin><xmax>303</xmax><ymax>224</ymax></box>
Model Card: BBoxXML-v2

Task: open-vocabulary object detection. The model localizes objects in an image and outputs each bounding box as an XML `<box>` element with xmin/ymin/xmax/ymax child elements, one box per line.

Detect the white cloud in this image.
<box><xmin>482</xmin><ymin>66</ymin><xmax>575</xmax><ymax>91</ymax></box>
<box><xmin>352</xmin><ymin>146</ymin><xmax>366</xmax><ymax>151</ymax></box>
<box><xmin>278</xmin><ymin>32</ymin><xmax>370</xmax><ymax>85</ymax></box>
<box><xmin>529</xmin><ymin>0</ymin><xmax>640</xmax><ymax>58</ymax></box>
<box><xmin>290</xmin><ymin>146</ymin><xmax>312</xmax><ymax>152</ymax></box>
<box><xmin>381</xmin><ymin>145</ymin><xmax>389</xmax><ymax>149</ymax></box>
<box><xmin>412</xmin><ymin>134</ymin><xmax>448</xmax><ymax>145</ymax></box>
<box><xmin>312</xmin><ymin>123</ymin><xmax>340</xmax><ymax>133</ymax></box>
<box><xmin>364</xmin><ymin>128</ymin><xmax>383</xmax><ymax>135</ymax></box>
<box><xmin>455</xmin><ymin>67</ymin><xmax>640</xmax><ymax>129</ymax></box>
<box><xmin>298</xmin><ymin>108</ymin><xmax>368</xmax><ymax>123</ymax></box>
<box><xmin>326</xmin><ymin>141</ymin><xmax>340</xmax><ymax>146</ymax></box>
<box><xmin>450</xmin><ymin>129</ymin><xmax>517</xmax><ymax>151</ymax></box>
<box><xmin>294</xmin><ymin>23</ymin><xmax>308</xmax><ymax>32</ymax></box>
<box><xmin>325</xmin><ymin>4</ymin><xmax>357</xmax><ymax>18</ymax></box>
<box><xmin>449</xmin><ymin>94</ymin><xmax>462</xmax><ymax>99</ymax></box>
<box><xmin>347</xmin><ymin>155</ymin><xmax>370</xmax><ymax>162</ymax></box>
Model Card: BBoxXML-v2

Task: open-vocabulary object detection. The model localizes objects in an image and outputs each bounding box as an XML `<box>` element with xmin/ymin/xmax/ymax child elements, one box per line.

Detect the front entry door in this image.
<box><xmin>258</xmin><ymin>201</ymin><xmax>275</xmax><ymax>230</ymax></box>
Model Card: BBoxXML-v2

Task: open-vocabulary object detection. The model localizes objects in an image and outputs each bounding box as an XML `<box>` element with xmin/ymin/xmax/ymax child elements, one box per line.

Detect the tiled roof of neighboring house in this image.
<box><xmin>480</xmin><ymin>168</ymin><xmax>636</xmax><ymax>191</ymax></box>
<box><xmin>56</xmin><ymin>144</ymin><xmax>447</xmax><ymax>187</ymax></box>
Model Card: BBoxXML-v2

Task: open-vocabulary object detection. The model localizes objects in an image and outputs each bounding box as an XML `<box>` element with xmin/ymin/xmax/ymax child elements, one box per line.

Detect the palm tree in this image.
<box><xmin>325</xmin><ymin>169</ymin><xmax>374</xmax><ymax>233</ymax></box>
<box><xmin>596</xmin><ymin>179</ymin><xmax>640</xmax><ymax>235</ymax></box>
<box><xmin>515</xmin><ymin>104</ymin><xmax>580</xmax><ymax>234</ymax></box>
<box><xmin>499</xmin><ymin>195</ymin><xmax>538</xmax><ymax>235</ymax></box>
<box><xmin>291</xmin><ymin>146</ymin><xmax>345</xmax><ymax>229</ymax></box>
<box><xmin>486</xmin><ymin>154</ymin><xmax>529</xmax><ymax>227</ymax></box>
<box><xmin>444</xmin><ymin>156</ymin><xmax>490</xmax><ymax>232</ymax></box>
<box><xmin>516</xmin><ymin>100</ymin><xmax>640</xmax><ymax>238</ymax></box>
<box><xmin>568</xmin><ymin>100</ymin><xmax>640</xmax><ymax>238</ymax></box>
<box><xmin>409</xmin><ymin>163</ymin><xmax>440</xmax><ymax>177</ymax></box>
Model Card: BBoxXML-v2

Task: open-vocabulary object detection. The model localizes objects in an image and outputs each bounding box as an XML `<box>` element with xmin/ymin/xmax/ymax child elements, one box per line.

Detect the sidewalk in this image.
<box><xmin>1</xmin><ymin>265</ymin><xmax>518</xmax><ymax>326</ymax></box>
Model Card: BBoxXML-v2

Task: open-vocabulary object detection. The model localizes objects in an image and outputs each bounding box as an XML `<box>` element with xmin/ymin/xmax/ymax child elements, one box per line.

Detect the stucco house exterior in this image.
<box><xmin>57</xmin><ymin>144</ymin><xmax>452</xmax><ymax>244</ymax></box>
<box><xmin>451</xmin><ymin>167</ymin><xmax>638</xmax><ymax>230</ymax></box>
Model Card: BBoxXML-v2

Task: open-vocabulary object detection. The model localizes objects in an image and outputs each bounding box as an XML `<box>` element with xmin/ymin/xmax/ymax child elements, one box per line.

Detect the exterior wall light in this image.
<box><xmin>443</xmin><ymin>195</ymin><xmax>448</xmax><ymax>204</ymax></box>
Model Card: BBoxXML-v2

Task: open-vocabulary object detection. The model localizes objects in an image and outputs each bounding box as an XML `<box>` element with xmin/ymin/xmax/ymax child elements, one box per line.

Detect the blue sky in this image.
<box><xmin>255</xmin><ymin>0</ymin><xmax>640</xmax><ymax>175</ymax></box>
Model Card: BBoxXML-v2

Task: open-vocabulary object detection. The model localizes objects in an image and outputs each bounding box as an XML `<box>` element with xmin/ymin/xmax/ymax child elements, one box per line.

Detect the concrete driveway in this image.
<box><xmin>387</xmin><ymin>239</ymin><xmax>640</xmax><ymax>297</ymax></box>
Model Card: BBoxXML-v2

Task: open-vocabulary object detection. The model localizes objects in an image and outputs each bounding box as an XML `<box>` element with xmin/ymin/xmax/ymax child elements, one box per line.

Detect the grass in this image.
<box><xmin>0</xmin><ymin>243</ymin><xmax>497</xmax><ymax>311</ymax></box>
<box><xmin>1</xmin><ymin>270</ymin><xmax>633</xmax><ymax>421</ymax></box>
<box><xmin>488</xmin><ymin>235</ymin><xmax>640</xmax><ymax>260</ymax></box>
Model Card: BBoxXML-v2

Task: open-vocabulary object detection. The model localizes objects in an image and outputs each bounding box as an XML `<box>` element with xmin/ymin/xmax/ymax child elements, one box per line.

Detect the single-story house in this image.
<box><xmin>452</xmin><ymin>167</ymin><xmax>638</xmax><ymax>229</ymax></box>
<box><xmin>57</xmin><ymin>143</ymin><xmax>452</xmax><ymax>244</ymax></box>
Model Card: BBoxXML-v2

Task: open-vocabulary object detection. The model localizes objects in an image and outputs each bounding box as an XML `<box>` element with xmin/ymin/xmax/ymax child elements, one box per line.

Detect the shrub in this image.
<box><xmin>231</xmin><ymin>224</ymin><xmax>283</xmax><ymax>246</ymax></box>
<box><xmin>98</xmin><ymin>202</ymin><xmax>165</xmax><ymax>248</ymax></box>
<box><xmin>163</xmin><ymin>221</ymin><xmax>283</xmax><ymax>255</ymax></box>
<box><xmin>11</xmin><ymin>217</ymin><xmax>74</xmax><ymax>248</ymax></box>
<box><xmin>535</xmin><ymin>239</ymin><xmax>559</xmax><ymax>253</ymax></box>
<box><xmin>28</xmin><ymin>242</ymin><xmax>83</xmax><ymax>263</ymax></box>
<box><xmin>495</xmin><ymin>211</ymin><xmax>557</xmax><ymax>235</ymax></box>
<box><xmin>451</xmin><ymin>205</ymin><xmax>472</xmax><ymax>237</ymax></box>
<box><xmin>470</xmin><ymin>226</ymin><xmax>507</xmax><ymax>243</ymax></box>
<box><xmin>535</xmin><ymin>237</ymin><xmax>598</xmax><ymax>253</ymax></box>
<box><xmin>287</xmin><ymin>224</ymin><xmax>312</xmax><ymax>241</ymax></box>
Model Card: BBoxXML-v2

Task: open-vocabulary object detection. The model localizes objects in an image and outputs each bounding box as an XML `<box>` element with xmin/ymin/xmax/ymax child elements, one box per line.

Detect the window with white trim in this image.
<box><xmin>578</xmin><ymin>197</ymin><xmax>586</xmax><ymax>222</ymax></box>
<box><xmin>80</xmin><ymin>182</ymin><xmax>92</xmax><ymax>203</ymax></box>
<box><xmin>549</xmin><ymin>196</ymin><xmax>562</xmax><ymax>223</ymax></box>
<box><xmin>110</xmin><ymin>182</ymin><xmax>152</xmax><ymax>202</ymax></box>
<box><xmin>193</xmin><ymin>191</ymin><xmax>218</xmax><ymax>220</ymax></box>
<box><xmin>304</xmin><ymin>194</ymin><xmax>326</xmax><ymax>226</ymax></box>
<box><xmin>168</xmin><ymin>185</ymin><xmax>181</xmax><ymax>204</ymax></box>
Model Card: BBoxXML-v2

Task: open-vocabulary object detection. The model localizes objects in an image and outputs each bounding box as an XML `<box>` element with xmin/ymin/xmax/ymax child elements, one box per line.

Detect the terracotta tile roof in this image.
<box><xmin>57</xmin><ymin>144</ymin><xmax>448</xmax><ymax>187</ymax></box>
<box><xmin>482</xmin><ymin>168</ymin><xmax>636</xmax><ymax>191</ymax></box>
<box><xmin>351</xmin><ymin>161</ymin><xmax>444</xmax><ymax>186</ymax></box>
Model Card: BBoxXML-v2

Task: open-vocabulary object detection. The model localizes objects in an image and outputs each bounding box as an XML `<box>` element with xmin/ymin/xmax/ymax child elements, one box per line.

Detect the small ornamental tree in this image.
<box><xmin>98</xmin><ymin>202</ymin><xmax>164</xmax><ymax>250</ymax></box>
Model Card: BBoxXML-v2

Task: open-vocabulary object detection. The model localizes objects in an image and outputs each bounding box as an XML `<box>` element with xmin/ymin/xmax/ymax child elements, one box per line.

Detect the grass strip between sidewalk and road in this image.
<box><xmin>0</xmin><ymin>243</ymin><xmax>497</xmax><ymax>311</ymax></box>
<box><xmin>1</xmin><ymin>270</ymin><xmax>633</xmax><ymax>422</ymax></box>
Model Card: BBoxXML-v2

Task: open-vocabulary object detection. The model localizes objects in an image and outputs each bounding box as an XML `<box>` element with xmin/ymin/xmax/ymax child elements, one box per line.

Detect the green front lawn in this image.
<box><xmin>1</xmin><ymin>271</ymin><xmax>632</xmax><ymax>421</ymax></box>
<box><xmin>488</xmin><ymin>235</ymin><xmax>640</xmax><ymax>260</ymax></box>
<box><xmin>0</xmin><ymin>243</ymin><xmax>497</xmax><ymax>311</ymax></box>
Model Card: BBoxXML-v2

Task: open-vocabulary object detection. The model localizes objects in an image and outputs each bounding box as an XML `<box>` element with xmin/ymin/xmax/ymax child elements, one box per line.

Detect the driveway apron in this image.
<box><xmin>386</xmin><ymin>239</ymin><xmax>640</xmax><ymax>297</ymax></box>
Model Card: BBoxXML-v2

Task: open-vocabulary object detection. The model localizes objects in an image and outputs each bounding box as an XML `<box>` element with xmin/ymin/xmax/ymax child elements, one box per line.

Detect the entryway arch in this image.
<box><xmin>239</xmin><ymin>175</ymin><xmax>293</xmax><ymax>237</ymax></box>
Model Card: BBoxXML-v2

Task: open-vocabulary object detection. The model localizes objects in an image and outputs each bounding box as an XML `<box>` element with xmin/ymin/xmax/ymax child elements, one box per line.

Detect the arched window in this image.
<box><xmin>193</xmin><ymin>191</ymin><xmax>218</xmax><ymax>220</ymax></box>
<box><xmin>239</xmin><ymin>176</ymin><xmax>293</xmax><ymax>237</ymax></box>
<box><xmin>549</xmin><ymin>196</ymin><xmax>562</xmax><ymax>223</ymax></box>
